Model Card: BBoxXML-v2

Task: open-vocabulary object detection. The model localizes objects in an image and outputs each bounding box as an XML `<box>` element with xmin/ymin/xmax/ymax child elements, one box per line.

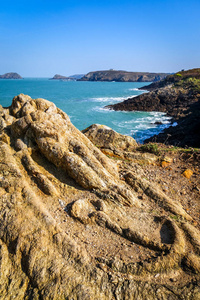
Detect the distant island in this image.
<box><xmin>0</xmin><ymin>72</ymin><xmax>22</xmax><ymax>79</ymax></box>
<box><xmin>78</xmin><ymin>69</ymin><xmax>170</xmax><ymax>82</ymax></box>
<box><xmin>50</xmin><ymin>74</ymin><xmax>85</xmax><ymax>80</ymax></box>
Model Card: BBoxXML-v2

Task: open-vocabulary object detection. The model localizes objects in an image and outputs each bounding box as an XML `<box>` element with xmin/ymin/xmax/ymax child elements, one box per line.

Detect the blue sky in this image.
<box><xmin>0</xmin><ymin>0</ymin><xmax>199</xmax><ymax>77</ymax></box>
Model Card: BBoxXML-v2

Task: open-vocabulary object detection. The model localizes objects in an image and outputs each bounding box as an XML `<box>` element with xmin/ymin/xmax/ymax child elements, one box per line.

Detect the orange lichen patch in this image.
<box><xmin>101</xmin><ymin>149</ymin><xmax>121</xmax><ymax>158</ymax></box>
<box><xmin>182</xmin><ymin>169</ymin><xmax>193</xmax><ymax>179</ymax></box>
<box><xmin>161</xmin><ymin>161</ymin><xmax>170</xmax><ymax>168</ymax></box>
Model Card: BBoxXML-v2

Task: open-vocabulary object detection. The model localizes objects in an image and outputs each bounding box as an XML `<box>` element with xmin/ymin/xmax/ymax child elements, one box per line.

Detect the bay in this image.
<box><xmin>0</xmin><ymin>78</ymin><xmax>171</xmax><ymax>143</ymax></box>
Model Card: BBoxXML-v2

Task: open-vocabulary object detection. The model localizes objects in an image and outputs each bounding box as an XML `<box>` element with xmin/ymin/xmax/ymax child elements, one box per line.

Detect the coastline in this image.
<box><xmin>106</xmin><ymin>68</ymin><xmax>200</xmax><ymax>147</ymax></box>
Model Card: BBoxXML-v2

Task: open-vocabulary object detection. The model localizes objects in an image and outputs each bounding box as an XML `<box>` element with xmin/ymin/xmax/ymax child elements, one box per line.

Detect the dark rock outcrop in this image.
<box><xmin>146</xmin><ymin>99</ymin><xmax>200</xmax><ymax>147</ymax></box>
<box><xmin>79</xmin><ymin>70</ymin><xmax>170</xmax><ymax>82</ymax></box>
<box><xmin>106</xmin><ymin>83</ymin><xmax>199</xmax><ymax>120</ymax></box>
<box><xmin>0</xmin><ymin>95</ymin><xmax>200</xmax><ymax>299</ymax></box>
<box><xmin>0</xmin><ymin>72</ymin><xmax>22</xmax><ymax>79</ymax></box>
<box><xmin>106</xmin><ymin>69</ymin><xmax>200</xmax><ymax>147</ymax></box>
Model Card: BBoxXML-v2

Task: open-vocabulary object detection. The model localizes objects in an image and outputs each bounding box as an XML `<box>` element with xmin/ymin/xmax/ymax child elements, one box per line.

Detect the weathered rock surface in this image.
<box><xmin>0</xmin><ymin>95</ymin><xmax>200</xmax><ymax>299</ymax></box>
<box><xmin>79</xmin><ymin>70</ymin><xmax>170</xmax><ymax>82</ymax></box>
<box><xmin>0</xmin><ymin>72</ymin><xmax>22</xmax><ymax>79</ymax></box>
<box><xmin>82</xmin><ymin>124</ymin><xmax>138</xmax><ymax>151</ymax></box>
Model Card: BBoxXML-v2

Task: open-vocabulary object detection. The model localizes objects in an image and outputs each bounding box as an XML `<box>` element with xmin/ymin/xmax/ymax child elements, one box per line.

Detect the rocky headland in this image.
<box><xmin>0</xmin><ymin>94</ymin><xmax>200</xmax><ymax>299</ymax></box>
<box><xmin>0</xmin><ymin>72</ymin><xmax>22</xmax><ymax>79</ymax></box>
<box><xmin>106</xmin><ymin>68</ymin><xmax>200</xmax><ymax>147</ymax></box>
<box><xmin>79</xmin><ymin>70</ymin><xmax>170</xmax><ymax>82</ymax></box>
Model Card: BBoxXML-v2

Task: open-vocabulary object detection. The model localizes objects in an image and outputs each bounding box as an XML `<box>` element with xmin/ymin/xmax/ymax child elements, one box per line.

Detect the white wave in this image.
<box><xmin>91</xmin><ymin>106</ymin><xmax>113</xmax><ymax>113</ymax></box>
<box><xmin>89</xmin><ymin>95</ymin><xmax>137</xmax><ymax>103</ymax></box>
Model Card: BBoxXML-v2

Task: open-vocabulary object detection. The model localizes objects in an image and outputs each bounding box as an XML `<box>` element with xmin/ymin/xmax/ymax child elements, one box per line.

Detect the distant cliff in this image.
<box><xmin>78</xmin><ymin>70</ymin><xmax>170</xmax><ymax>82</ymax></box>
<box><xmin>0</xmin><ymin>72</ymin><xmax>22</xmax><ymax>79</ymax></box>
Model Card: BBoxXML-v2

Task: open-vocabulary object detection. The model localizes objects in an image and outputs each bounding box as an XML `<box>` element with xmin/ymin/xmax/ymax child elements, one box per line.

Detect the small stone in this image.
<box><xmin>182</xmin><ymin>169</ymin><xmax>193</xmax><ymax>179</ymax></box>
<box><xmin>70</xmin><ymin>199</ymin><xmax>95</xmax><ymax>224</ymax></box>
<box><xmin>163</xmin><ymin>156</ymin><xmax>173</xmax><ymax>163</ymax></box>
<box><xmin>181</xmin><ymin>189</ymin><xmax>186</xmax><ymax>195</ymax></box>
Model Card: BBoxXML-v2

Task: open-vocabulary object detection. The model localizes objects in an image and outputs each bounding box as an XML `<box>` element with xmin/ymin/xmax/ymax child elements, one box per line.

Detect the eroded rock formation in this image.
<box><xmin>0</xmin><ymin>94</ymin><xmax>200</xmax><ymax>299</ymax></box>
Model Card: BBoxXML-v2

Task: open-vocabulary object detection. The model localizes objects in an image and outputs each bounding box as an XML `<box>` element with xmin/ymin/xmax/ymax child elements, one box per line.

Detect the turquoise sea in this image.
<box><xmin>0</xmin><ymin>78</ymin><xmax>172</xmax><ymax>143</ymax></box>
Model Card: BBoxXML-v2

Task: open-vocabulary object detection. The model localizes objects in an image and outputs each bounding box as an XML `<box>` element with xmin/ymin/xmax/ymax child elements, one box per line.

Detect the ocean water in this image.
<box><xmin>0</xmin><ymin>78</ymin><xmax>172</xmax><ymax>143</ymax></box>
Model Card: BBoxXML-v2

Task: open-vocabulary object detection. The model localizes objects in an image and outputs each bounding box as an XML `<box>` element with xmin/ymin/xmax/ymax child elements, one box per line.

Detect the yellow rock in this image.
<box><xmin>163</xmin><ymin>156</ymin><xmax>173</xmax><ymax>163</ymax></box>
<box><xmin>161</xmin><ymin>161</ymin><xmax>170</xmax><ymax>168</ymax></box>
<box><xmin>182</xmin><ymin>169</ymin><xmax>193</xmax><ymax>179</ymax></box>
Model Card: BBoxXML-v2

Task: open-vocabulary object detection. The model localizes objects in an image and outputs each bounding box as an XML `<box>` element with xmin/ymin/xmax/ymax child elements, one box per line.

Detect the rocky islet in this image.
<box><xmin>0</xmin><ymin>72</ymin><xmax>22</xmax><ymax>79</ymax></box>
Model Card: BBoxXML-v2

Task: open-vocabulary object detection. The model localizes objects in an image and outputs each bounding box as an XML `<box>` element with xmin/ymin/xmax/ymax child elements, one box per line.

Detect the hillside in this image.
<box><xmin>140</xmin><ymin>68</ymin><xmax>200</xmax><ymax>91</ymax></box>
<box><xmin>0</xmin><ymin>94</ymin><xmax>200</xmax><ymax>299</ymax></box>
<box><xmin>79</xmin><ymin>70</ymin><xmax>170</xmax><ymax>82</ymax></box>
<box><xmin>0</xmin><ymin>72</ymin><xmax>22</xmax><ymax>79</ymax></box>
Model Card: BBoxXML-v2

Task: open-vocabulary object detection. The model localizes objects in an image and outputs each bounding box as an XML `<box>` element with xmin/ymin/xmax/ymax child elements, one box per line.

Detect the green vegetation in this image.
<box><xmin>174</xmin><ymin>77</ymin><xmax>200</xmax><ymax>91</ymax></box>
<box><xmin>176</xmin><ymin>73</ymin><xmax>182</xmax><ymax>77</ymax></box>
<box><xmin>169</xmin><ymin>214</ymin><xmax>180</xmax><ymax>220</ymax></box>
<box><xmin>137</xmin><ymin>143</ymin><xmax>160</xmax><ymax>155</ymax></box>
<box><xmin>166</xmin><ymin>146</ymin><xmax>200</xmax><ymax>153</ymax></box>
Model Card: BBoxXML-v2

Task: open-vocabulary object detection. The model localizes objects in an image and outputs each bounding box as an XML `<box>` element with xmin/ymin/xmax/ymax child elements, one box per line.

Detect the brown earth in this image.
<box><xmin>0</xmin><ymin>94</ymin><xmax>200</xmax><ymax>299</ymax></box>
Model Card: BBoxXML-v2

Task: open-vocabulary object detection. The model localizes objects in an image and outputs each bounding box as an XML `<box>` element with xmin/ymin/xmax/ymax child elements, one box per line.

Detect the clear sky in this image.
<box><xmin>0</xmin><ymin>0</ymin><xmax>199</xmax><ymax>77</ymax></box>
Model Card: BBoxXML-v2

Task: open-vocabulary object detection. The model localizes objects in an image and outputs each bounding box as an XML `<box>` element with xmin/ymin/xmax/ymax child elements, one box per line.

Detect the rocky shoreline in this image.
<box><xmin>106</xmin><ymin>68</ymin><xmax>200</xmax><ymax>147</ymax></box>
<box><xmin>0</xmin><ymin>94</ymin><xmax>199</xmax><ymax>299</ymax></box>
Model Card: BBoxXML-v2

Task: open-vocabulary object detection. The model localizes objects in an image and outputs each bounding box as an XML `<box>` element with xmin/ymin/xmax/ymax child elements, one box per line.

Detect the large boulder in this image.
<box><xmin>82</xmin><ymin>124</ymin><xmax>137</xmax><ymax>151</ymax></box>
